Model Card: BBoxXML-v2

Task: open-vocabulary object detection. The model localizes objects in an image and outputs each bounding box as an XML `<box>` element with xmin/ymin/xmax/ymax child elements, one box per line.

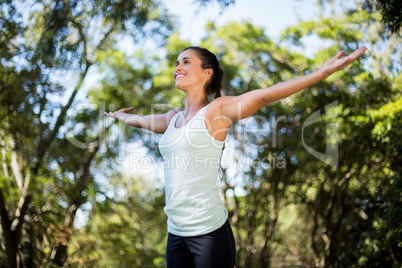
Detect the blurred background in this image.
<box><xmin>0</xmin><ymin>0</ymin><xmax>401</xmax><ymax>267</ymax></box>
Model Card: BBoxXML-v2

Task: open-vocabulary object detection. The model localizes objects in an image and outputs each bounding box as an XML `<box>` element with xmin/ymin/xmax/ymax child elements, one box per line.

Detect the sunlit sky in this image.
<box><xmin>162</xmin><ymin>0</ymin><xmax>318</xmax><ymax>44</ymax></box>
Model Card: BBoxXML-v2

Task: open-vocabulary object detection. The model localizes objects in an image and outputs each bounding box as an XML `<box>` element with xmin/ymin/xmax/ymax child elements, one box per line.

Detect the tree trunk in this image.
<box><xmin>52</xmin><ymin>205</ymin><xmax>77</xmax><ymax>267</ymax></box>
<box><xmin>51</xmin><ymin>138</ymin><xmax>100</xmax><ymax>267</ymax></box>
<box><xmin>0</xmin><ymin>188</ymin><xmax>32</xmax><ymax>268</ymax></box>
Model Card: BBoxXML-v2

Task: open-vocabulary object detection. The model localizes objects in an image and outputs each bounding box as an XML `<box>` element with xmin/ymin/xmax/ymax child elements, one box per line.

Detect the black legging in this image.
<box><xmin>166</xmin><ymin>220</ymin><xmax>235</xmax><ymax>268</ymax></box>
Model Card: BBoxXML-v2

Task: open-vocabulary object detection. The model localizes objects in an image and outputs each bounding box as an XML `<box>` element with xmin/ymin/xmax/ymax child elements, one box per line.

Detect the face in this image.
<box><xmin>174</xmin><ymin>49</ymin><xmax>212</xmax><ymax>91</ymax></box>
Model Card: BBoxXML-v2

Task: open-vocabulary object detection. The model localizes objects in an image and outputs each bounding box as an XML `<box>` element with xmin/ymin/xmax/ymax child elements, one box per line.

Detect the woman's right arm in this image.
<box><xmin>105</xmin><ymin>107</ymin><xmax>181</xmax><ymax>134</ymax></box>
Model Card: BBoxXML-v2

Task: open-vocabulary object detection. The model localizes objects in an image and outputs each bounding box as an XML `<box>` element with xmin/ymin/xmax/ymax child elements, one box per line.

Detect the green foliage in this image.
<box><xmin>68</xmin><ymin>176</ymin><xmax>167</xmax><ymax>267</ymax></box>
<box><xmin>1</xmin><ymin>0</ymin><xmax>400</xmax><ymax>267</ymax></box>
<box><xmin>361</xmin><ymin>0</ymin><xmax>401</xmax><ymax>33</ymax></box>
<box><xmin>0</xmin><ymin>0</ymin><xmax>173</xmax><ymax>267</ymax></box>
<box><xmin>193</xmin><ymin>8</ymin><xmax>400</xmax><ymax>267</ymax></box>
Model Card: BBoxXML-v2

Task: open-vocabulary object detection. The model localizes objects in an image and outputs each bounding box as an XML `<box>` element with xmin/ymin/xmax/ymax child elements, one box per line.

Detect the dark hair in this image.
<box><xmin>183</xmin><ymin>46</ymin><xmax>223</xmax><ymax>99</ymax></box>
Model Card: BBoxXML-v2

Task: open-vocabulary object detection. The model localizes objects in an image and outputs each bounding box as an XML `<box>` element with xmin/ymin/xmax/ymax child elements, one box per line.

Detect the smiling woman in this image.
<box><xmin>176</xmin><ymin>46</ymin><xmax>224</xmax><ymax>99</ymax></box>
<box><xmin>104</xmin><ymin>45</ymin><xmax>366</xmax><ymax>268</ymax></box>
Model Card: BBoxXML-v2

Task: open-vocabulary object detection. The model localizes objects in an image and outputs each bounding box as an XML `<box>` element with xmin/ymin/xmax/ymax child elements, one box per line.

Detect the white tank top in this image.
<box><xmin>159</xmin><ymin>105</ymin><xmax>228</xmax><ymax>236</ymax></box>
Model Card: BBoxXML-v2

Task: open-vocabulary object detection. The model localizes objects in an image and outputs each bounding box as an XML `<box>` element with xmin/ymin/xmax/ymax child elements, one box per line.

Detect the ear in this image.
<box><xmin>204</xmin><ymin>68</ymin><xmax>213</xmax><ymax>77</ymax></box>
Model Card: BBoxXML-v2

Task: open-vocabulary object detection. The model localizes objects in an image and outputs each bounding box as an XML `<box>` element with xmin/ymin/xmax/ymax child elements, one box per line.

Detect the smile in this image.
<box><xmin>174</xmin><ymin>73</ymin><xmax>186</xmax><ymax>80</ymax></box>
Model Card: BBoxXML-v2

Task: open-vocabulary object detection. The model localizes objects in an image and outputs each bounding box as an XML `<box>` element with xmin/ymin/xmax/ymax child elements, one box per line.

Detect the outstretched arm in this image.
<box><xmin>220</xmin><ymin>47</ymin><xmax>367</xmax><ymax>121</ymax></box>
<box><xmin>105</xmin><ymin>107</ymin><xmax>180</xmax><ymax>134</ymax></box>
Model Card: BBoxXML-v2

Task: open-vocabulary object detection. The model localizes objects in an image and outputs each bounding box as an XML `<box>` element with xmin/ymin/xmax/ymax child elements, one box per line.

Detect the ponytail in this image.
<box><xmin>213</xmin><ymin>67</ymin><xmax>224</xmax><ymax>99</ymax></box>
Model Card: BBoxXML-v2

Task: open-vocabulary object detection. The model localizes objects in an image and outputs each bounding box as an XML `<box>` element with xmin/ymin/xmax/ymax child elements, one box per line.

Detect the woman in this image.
<box><xmin>105</xmin><ymin>46</ymin><xmax>367</xmax><ymax>267</ymax></box>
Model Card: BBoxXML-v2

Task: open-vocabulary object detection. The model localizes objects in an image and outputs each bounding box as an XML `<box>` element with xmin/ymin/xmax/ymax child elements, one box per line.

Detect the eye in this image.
<box><xmin>184</xmin><ymin>60</ymin><xmax>190</xmax><ymax>64</ymax></box>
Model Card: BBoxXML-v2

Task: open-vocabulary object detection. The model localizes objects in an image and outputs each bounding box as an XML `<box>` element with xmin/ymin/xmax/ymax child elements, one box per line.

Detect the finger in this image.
<box><xmin>105</xmin><ymin>111</ymin><xmax>117</xmax><ymax>118</ymax></box>
<box><xmin>337</xmin><ymin>47</ymin><xmax>367</xmax><ymax>69</ymax></box>
<box><xmin>121</xmin><ymin>107</ymin><xmax>135</xmax><ymax>113</ymax></box>
<box><xmin>335</xmin><ymin>51</ymin><xmax>345</xmax><ymax>59</ymax></box>
<box><xmin>347</xmin><ymin>46</ymin><xmax>367</xmax><ymax>61</ymax></box>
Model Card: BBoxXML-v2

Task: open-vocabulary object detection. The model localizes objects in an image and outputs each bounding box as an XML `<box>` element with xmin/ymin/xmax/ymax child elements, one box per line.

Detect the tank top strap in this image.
<box><xmin>199</xmin><ymin>104</ymin><xmax>209</xmax><ymax>120</ymax></box>
<box><xmin>169</xmin><ymin>110</ymin><xmax>183</xmax><ymax>128</ymax></box>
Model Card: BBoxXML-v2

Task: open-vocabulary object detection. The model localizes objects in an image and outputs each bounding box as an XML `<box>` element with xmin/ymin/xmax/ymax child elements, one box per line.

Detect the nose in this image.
<box><xmin>175</xmin><ymin>63</ymin><xmax>182</xmax><ymax>72</ymax></box>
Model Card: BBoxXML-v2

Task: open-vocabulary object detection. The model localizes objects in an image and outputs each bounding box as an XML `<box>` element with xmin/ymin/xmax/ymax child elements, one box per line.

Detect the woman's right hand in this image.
<box><xmin>103</xmin><ymin>106</ymin><xmax>179</xmax><ymax>134</ymax></box>
<box><xmin>104</xmin><ymin>107</ymin><xmax>135</xmax><ymax>119</ymax></box>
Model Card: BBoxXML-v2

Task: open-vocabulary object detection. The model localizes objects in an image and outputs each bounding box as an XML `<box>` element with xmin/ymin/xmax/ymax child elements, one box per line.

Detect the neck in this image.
<box><xmin>183</xmin><ymin>89</ymin><xmax>209</xmax><ymax>116</ymax></box>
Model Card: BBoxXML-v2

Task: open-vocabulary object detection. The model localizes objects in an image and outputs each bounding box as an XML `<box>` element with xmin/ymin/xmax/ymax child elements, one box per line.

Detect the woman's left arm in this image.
<box><xmin>220</xmin><ymin>47</ymin><xmax>367</xmax><ymax>121</ymax></box>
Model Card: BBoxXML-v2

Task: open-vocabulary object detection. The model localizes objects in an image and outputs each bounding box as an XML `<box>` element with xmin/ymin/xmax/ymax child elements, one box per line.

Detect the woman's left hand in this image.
<box><xmin>320</xmin><ymin>46</ymin><xmax>367</xmax><ymax>79</ymax></box>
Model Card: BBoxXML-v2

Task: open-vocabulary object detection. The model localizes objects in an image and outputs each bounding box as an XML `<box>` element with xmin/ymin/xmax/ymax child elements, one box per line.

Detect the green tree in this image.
<box><xmin>2</xmin><ymin>1</ymin><xmax>397</xmax><ymax>267</ymax></box>
<box><xmin>320</xmin><ymin>0</ymin><xmax>402</xmax><ymax>33</ymax></box>
<box><xmin>196</xmin><ymin>8</ymin><xmax>400</xmax><ymax>267</ymax></box>
<box><xmin>279</xmin><ymin>9</ymin><xmax>401</xmax><ymax>267</ymax></box>
<box><xmin>68</xmin><ymin>174</ymin><xmax>167</xmax><ymax>267</ymax></box>
<box><xmin>0</xmin><ymin>0</ymin><xmax>173</xmax><ymax>266</ymax></box>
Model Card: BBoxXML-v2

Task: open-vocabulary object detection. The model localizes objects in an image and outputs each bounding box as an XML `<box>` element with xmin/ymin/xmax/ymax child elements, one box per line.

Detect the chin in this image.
<box><xmin>175</xmin><ymin>82</ymin><xmax>187</xmax><ymax>91</ymax></box>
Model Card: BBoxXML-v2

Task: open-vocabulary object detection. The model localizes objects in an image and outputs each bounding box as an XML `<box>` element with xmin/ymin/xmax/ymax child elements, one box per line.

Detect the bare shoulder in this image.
<box><xmin>207</xmin><ymin>96</ymin><xmax>235</xmax><ymax>113</ymax></box>
<box><xmin>205</xmin><ymin>96</ymin><xmax>235</xmax><ymax>130</ymax></box>
<box><xmin>212</xmin><ymin>96</ymin><xmax>235</xmax><ymax>104</ymax></box>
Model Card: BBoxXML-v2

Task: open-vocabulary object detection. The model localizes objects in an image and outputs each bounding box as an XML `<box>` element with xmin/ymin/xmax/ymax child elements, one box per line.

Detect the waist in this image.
<box><xmin>165</xmin><ymin>204</ymin><xmax>228</xmax><ymax>237</ymax></box>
